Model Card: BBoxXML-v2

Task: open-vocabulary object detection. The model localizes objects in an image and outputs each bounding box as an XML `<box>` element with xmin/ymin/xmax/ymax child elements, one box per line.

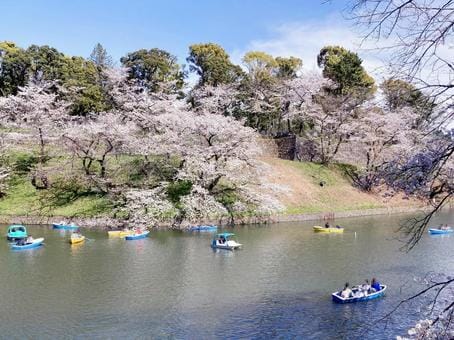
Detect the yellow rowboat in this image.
<box><xmin>107</xmin><ymin>230</ymin><xmax>134</xmax><ymax>237</ymax></box>
<box><xmin>313</xmin><ymin>226</ymin><xmax>344</xmax><ymax>233</ymax></box>
<box><xmin>69</xmin><ymin>235</ymin><xmax>86</xmax><ymax>244</ymax></box>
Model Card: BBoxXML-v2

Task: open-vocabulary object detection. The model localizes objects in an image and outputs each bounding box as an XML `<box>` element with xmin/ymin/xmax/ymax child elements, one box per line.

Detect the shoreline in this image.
<box><xmin>0</xmin><ymin>205</ymin><xmax>433</xmax><ymax>230</ymax></box>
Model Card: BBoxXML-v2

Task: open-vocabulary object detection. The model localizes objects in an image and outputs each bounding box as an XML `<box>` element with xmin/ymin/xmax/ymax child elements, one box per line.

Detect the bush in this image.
<box><xmin>12</xmin><ymin>153</ymin><xmax>39</xmax><ymax>173</ymax></box>
<box><xmin>216</xmin><ymin>189</ymin><xmax>238</xmax><ymax>207</ymax></box>
<box><xmin>166</xmin><ymin>180</ymin><xmax>192</xmax><ymax>204</ymax></box>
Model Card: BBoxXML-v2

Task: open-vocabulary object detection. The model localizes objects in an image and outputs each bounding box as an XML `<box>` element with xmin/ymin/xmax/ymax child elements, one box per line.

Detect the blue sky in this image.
<box><xmin>0</xmin><ymin>1</ymin><xmax>353</xmax><ymax>65</ymax></box>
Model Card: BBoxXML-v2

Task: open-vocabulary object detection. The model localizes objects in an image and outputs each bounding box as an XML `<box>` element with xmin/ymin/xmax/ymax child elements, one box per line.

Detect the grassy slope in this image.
<box><xmin>0</xmin><ymin>156</ymin><xmax>421</xmax><ymax>218</ymax></box>
<box><xmin>261</xmin><ymin>157</ymin><xmax>420</xmax><ymax>215</ymax></box>
<box><xmin>0</xmin><ymin>177</ymin><xmax>112</xmax><ymax>217</ymax></box>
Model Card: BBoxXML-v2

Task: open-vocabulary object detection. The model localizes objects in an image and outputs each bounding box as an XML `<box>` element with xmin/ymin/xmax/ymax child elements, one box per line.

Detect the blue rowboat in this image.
<box><xmin>11</xmin><ymin>237</ymin><xmax>44</xmax><ymax>250</ymax></box>
<box><xmin>189</xmin><ymin>225</ymin><xmax>218</xmax><ymax>231</ymax></box>
<box><xmin>125</xmin><ymin>230</ymin><xmax>150</xmax><ymax>240</ymax></box>
<box><xmin>428</xmin><ymin>228</ymin><xmax>453</xmax><ymax>235</ymax></box>
<box><xmin>6</xmin><ymin>224</ymin><xmax>28</xmax><ymax>241</ymax></box>
<box><xmin>332</xmin><ymin>285</ymin><xmax>387</xmax><ymax>303</ymax></box>
<box><xmin>52</xmin><ymin>223</ymin><xmax>79</xmax><ymax>230</ymax></box>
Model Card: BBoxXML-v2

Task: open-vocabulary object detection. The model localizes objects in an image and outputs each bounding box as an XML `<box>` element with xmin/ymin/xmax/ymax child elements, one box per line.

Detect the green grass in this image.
<box><xmin>284</xmin><ymin>161</ymin><xmax>347</xmax><ymax>186</ymax></box>
<box><xmin>0</xmin><ymin>176</ymin><xmax>39</xmax><ymax>216</ymax></box>
<box><xmin>284</xmin><ymin>202</ymin><xmax>384</xmax><ymax>215</ymax></box>
<box><xmin>0</xmin><ymin>176</ymin><xmax>113</xmax><ymax>218</ymax></box>
<box><xmin>51</xmin><ymin>196</ymin><xmax>113</xmax><ymax>217</ymax></box>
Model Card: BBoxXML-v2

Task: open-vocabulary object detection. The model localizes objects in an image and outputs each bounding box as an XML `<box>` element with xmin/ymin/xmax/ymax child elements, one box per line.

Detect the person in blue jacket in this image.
<box><xmin>371</xmin><ymin>277</ymin><xmax>381</xmax><ymax>292</ymax></box>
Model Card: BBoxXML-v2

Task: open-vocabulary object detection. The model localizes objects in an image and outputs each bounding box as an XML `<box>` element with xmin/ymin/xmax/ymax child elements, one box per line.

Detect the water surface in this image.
<box><xmin>1</xmin><ymin>211</ymin><xmax>453</xmax><ymax>339</ymax></box>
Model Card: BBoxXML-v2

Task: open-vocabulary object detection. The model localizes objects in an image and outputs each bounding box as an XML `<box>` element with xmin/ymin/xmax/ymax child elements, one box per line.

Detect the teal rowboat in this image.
<box><xmin>6</xmin><ymin>225</ymin><xmax>28</xmax><ymax>241</ymax></box>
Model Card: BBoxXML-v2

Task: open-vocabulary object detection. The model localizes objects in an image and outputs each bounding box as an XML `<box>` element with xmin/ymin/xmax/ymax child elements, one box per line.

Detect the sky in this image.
<box><xmin>0</xmin><ymin>0</ymin><xmax>386</xmax><ymax>75</ymax></box>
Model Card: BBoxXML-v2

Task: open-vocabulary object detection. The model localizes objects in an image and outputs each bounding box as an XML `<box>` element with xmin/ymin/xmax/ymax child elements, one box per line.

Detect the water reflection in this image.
<box><xmin>69</xmin><ymin>241</ymin><xmax>84</xmax><ymax>255</ymax></box>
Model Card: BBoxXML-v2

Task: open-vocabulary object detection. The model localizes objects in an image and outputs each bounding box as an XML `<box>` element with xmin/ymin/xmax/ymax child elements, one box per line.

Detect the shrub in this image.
<box><xmin>166</xmin><ymin>180</ymin><xmax>192</xmax><ymax>204</ymax></box>
<box><xmin>12</xmin><ymin>153</ymin><xmax>39</xmax><ymax>173</ymax></box>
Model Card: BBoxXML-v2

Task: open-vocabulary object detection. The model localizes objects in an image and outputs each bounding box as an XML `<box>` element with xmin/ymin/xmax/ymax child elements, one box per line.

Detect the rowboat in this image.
<box><xmin>107</xmin><ymin>230</ymin><xmax>134</xmax><ymax>237</ymax></box>
<box><xmin>53</xmin><ymin>223</ymin><xmax>79</xmax><ymax>230</ymax></box>
<box><xmin>189</xmin><ymin>225</ymin><xmax>218</xmax><ymax>232</ymax></box>
<box><xmin>69</xmin><ymin>234</ymin><xmax>85</xmax><ymax>244</ymax></box>
<box><xmin>332</xmin><ymin>285</ymin><xmax>387</xmax><ymax>303</ymax></box>
<box><xmin>313</xmin><ymin>226</ymin><xmax>344</xmax><ymax>233</ymax></box>
<box><xmin>428</xmin><ymin>228</ymin><xmax>453</xmax><ymax>235</ymax></box>
<box><xmin>11</xmin><ymin>237</ymin><xmax>44</xmax><ymax>250</ymax></box>
<box><xmin>125</xmin><ymin>230</ymin><xmax>150</xmax><ymax>240</ymax></box>
<box><xmin>6</xmin><ymin>224</ymin><xmax>28</xmax><ymax>241</ymax></box>
<box><xmin>211</xmin><ymin>233</ymin><xmax>242</xmax><ymax>250</ymax></box>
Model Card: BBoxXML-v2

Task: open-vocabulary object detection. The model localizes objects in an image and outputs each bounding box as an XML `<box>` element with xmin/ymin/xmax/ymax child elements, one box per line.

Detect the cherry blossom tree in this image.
<box><xmin>68</xmin><ymin>68</ymin><xmax>278</xmax><ymax>226</ymax></box>
<box><xmin>62</xmin><ymin>113</ymin><xmax>137</xmax><ymax>182</ymax></box>
<box><xmin>0</xmin><ymin>80</ymin><xmax>70</xmax><ymax>188</ymax></box>
<box><xmin>124</xmin><ymin>107</ymin><xmax>269</xmax><ymax>225</ymax></box>
<box><xmin>255</xmin><ymin>72</ymin><xmax>359</xmax><ymax>164</ymax></box>
<box><xmin>0</xmin><ymin>81</ymin><xmax>70</xmax><ymax>159</ymax></box>
<box><xmin>188</xmin><ymin>84</ymin><xmax>240</xmax><ymax>116</ymax></box>
<box><xmin>344</xmin><ymin>104</ymin><xmax>422</xmax><ymax>191</ymax></box>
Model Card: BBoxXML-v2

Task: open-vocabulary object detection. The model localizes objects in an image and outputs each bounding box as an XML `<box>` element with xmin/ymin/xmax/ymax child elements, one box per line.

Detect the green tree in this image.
<box><xmin>89</xmin><ymin>43</ymin><xmax>114</xmax><ymax>110</ymax></box>
<box><xmin>243</xmin><ymin>51</ymin><xmax>278</xmax><ymax>86</ymax></box>
<box><xmin>89</xmin><ymin>43</ymin><xmax>113</xmax><ymax>69</ymax></box>
<box><xmin>381</xmin><ymin>79</ymin><xmax>434</xmax><ymax>120</ymax></box>
<box><xmin>0</xmin><ymin>41</ymin><xmax>30</xmax><ymax>96</ymax></box>
<box><xmin>317</xmin><ymin>46</ymin><xmax>375</xmax><ymax>97</ymax></box>
<box><xmin>187</xmin><ymin>43</ymin><xmax>242</xmax><ymax>86</ymax></box>
<box><xmin>275</xmin><ymin>56</ymin><xmax>302</xmax><ymax>79</ymax></box>
<box><xmin>120</xmin><ymin>48</ymin><xmax>184</xmax><ymax>92</ymax></box>
<box><xmin>61</xmin><ymin>56</ymin><xmax>107</xmax><ymax>115</ymax></box>
<box><xmin>1</xmin><ymin>41</ymin><xmax>108</xmax><ymax>115</ymax></box>
<box><xmin>26</xmin><ymin>45</ymin><xmax>66</xmax><ymax>81</ymax></box>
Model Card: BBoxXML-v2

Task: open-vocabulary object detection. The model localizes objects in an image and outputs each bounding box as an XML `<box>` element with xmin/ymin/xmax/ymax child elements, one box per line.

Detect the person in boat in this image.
<box><xmin>17</xmin><ymin>238</ymin><xmax>26</xmax><ymax>245</ymax></box>
<box><xmin>370</xmin><ymin>277</ymin><xmax>381</xmax><ymax>292</ymax></box>
<box><xmin>26</xmin><ymin>236</ymin><xmax>34</xmax><ymax>244</ymax></box>
<box><xmin>360</xmin><ymin>279</ymin><xmax>371</xmax><ymax>295</ymax></box>
<box><xmin>341</xmin><ymin>282</ymin><xmax>353</xmax><ymax>298</ymax></box>
<box><xmin>335</xmin><ymin>225</ymin><xmax>342</xmax><ymax>229</ymax></box>
<box><xmin>325</xmin><ymin>222</ymin><xmax>331</xmax><ymax>228</ymax></box>
<box><xmin>219</xmin><ymin>236</ymin><xmax>226</xmax><ymax>244</ymax></box>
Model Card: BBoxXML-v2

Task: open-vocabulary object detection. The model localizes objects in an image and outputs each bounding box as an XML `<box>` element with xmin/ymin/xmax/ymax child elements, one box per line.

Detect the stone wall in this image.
<box><xmin>0</xmin><ymin>206</ymin><xmax>434</xmax><ymax>230</ymax></box>
<box><xmin>274</xmin><ymin>134</ymin><xmax>297</xmax><ymax>160</ymax></box>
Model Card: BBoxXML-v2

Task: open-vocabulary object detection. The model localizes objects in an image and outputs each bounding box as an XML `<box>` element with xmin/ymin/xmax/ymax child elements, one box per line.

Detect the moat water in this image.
<box><xmin>1</xmin><ymin>211</ymin><xmax>453</xmax><ymax>339</ymax></box>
